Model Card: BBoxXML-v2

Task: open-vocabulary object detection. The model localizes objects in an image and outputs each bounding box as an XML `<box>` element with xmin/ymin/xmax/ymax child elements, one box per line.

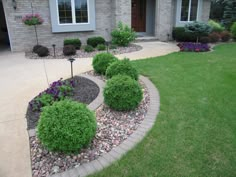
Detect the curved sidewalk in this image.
<box><xmin>0</xmin><ymin>41</ymin><xmax>178</xmax><ymax>177</ymax></box>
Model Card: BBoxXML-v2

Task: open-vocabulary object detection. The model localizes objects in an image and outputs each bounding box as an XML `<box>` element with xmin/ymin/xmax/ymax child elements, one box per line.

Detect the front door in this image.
<box><xmin>131</xmin><ymin>0</ymin><xmax>146</xmax><ymax>32</ymax></box>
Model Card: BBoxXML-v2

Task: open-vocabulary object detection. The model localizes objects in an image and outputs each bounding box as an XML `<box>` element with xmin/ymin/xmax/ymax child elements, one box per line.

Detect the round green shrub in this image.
<box><xmin>230</xmin><ymin>22</ymin><xmax>236</xmax><ymax>40</ymax></box>
<box><xmin>103</xmin><ymin>75</ymin><xmax>143</xmax><ymax>111</ymax></box>
<box><xmin>208</xmin><ymin>20</ymin><xmax>225</xmax><ymax>33</ymax></box>
<box><xmin>64</xmin><ymin>38</ymin><xmax>81</xmax><ymax>49</ymax></box>
<box><xmin>106</xmin><ymin>59</ymin><xmax>139</xmax><ymax>80</ymax></box>
<box><xmin>92</xmin><ymin>53</ymin><xmax>118</xmax><ymax>75</ymax></box>
<box><xmin>37</xmin><ymin>100</ymin><xmax>97</xmax><ymax>153</ymax></box>
<box><xmin>97</xmin><ymin>44</ymin><xmax>106</xmax><ymax>51</ymax></box>
<box><xmin>84</xmin><ymin>45</ymin><xmax>94</xmax><ymax>53</ymax></box>
<box><xmin>87</xmin><ymin>36</ymin><xmax>105</xmax><ymax>48</ymax></box>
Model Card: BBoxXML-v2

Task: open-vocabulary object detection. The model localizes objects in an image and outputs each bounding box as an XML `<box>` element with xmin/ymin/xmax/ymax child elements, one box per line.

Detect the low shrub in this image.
<box><xmin>29</xmin><ymin>79</ymin><xmax>75</xmax><ymax>111</ymax></box>
<box><xmin>97</xmin><ymin>44</ymin><xmax>106</xmax><ymax>51</ymax></box>
<box><xmin>230</xmin><ymin>22</ymin><xmax>236</xmax><ymax>40</ymax></box>
<box><xmin>87</xmin><ymin>36</ymin><xmax>105</xmax><ymax>48</ymax></box>
<box><xmin>172</xmin><ymin>27</ymin><xmax>198</xmax><ymax>42</ymax></box>
<box><xmin>63</xmin><ymin>45</ymin><xmax>76</xmax><ymax>56</ymax></box>
<box><xmin>33</xmin><ymin>45</ymin><xmax>43</xmax><ymax>53</ymax></box>
<box><xmin>106</xmin><ymin>59</ymin><xmax>139</xmax><ymax>80</ymax></box>
<box><xmin>92</xmin><ymin>53</ymin><xmax>118</xmax><ymax>75</ymax></box>
<box><xmin>177</xmin><ymin>42</ymin><xmax>210</xmax><ymax>52</ymax></box>
<box><xmin>64</xmin><ymin>38</ymin><xmax>81</xmax><ymax>49</ymax></box>
<box><xmin>103</xmin><ymin>75</ymin><xmax>143</xmax><ymax>111</ymax></box>
<box><xmin>37</xmin><ymin>46</ymin><xmax>49</xmax><ymax>57</ymax></box>
<box><xmin>208</xmin><ymin>20</ymin><xmax>225</xmax><ymax>33</ymax></box>
<box><xmin>84</xmin><ymin>45</ymin><xmax>95</xmax><ymax>53</ymax></box>
<box><xmin>220</xmin><ymin>31</ymin><xmax>231</xmax><ymax>42</ymax></box>
<box><xmin>111</xmin><ymin>22</ymin><xmax>136</xmax><ymax>46</ymax></box>
<box><xmin>208</xmin><ymin>32</ymin><xmax>221</xmax><ymax>43</ymax></box>
<box><xmin>37</xmin><ymin>100</ymin><xmax>97</xmax><ymax>153</ymax></box>
<box><xmin>199</xmin><ymin>36</ymin><xmax>210</xmax><ymax>44</ymax></box>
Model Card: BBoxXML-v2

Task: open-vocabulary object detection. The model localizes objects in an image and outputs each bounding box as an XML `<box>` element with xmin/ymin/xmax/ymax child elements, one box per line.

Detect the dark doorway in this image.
<box><xmin>0</xmin><ymin>0</ymin><xmax>10</xmax><ymax>51</ymax></box>
<box><xmin>132</xmin><ymin>0</ymin><xmax>146</xmax><ymax>32</ymax></box>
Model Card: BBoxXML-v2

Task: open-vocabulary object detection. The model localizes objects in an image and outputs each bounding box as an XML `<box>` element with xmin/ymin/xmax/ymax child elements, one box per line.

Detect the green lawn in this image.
<box><xmin>90</xmin><ymin>43</ymin><xmax>236</xmax><ymax>177</ymax></box>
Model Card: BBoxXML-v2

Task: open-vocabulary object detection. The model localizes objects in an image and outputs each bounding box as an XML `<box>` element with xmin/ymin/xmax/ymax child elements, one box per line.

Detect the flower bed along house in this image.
<box><xmin>177</xmin><ymin>42</ymin><xmax>210</xmax><ymax>52</ymax></box>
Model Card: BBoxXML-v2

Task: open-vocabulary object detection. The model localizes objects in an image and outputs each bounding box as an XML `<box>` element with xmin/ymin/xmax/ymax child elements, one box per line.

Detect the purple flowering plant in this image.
<box><xmin>29</xmin><ymin>78</ymin><xmax>75</xmax><ymax>111</ymax></box>
<box><xmin>177</xmin><ymin>42</ymin><xmax>210</xmax><ymax>52</ymax></box>
<box><xmin>22</xmin><ymin>14</ymin><xmax>44</xmax><ymax>26</ymax></box>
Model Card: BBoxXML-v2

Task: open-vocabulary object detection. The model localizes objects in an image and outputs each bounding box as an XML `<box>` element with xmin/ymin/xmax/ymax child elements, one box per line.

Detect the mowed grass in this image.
<box><xmin>90</xmin><ymin>43</ymin><xmax>236</xmax><ymax>177</ymax></box>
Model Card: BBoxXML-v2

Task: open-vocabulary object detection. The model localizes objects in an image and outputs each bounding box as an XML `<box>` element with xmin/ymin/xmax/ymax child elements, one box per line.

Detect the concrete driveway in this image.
<box><xmin>0</xmin><ymin>41</ymin><xmax>178</xmax><ymax>177</ymax></box>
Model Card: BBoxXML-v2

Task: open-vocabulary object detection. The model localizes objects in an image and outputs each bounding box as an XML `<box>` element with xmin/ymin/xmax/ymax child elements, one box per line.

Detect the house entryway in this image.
<box><xmin>0</xmin><ymin>0</ymin><xmax>10</xmax><ymax>52</ymax></box>
<box><xmin>132</xmin><ymin>0</ymin><xmax>156</xmax><ymax>36</ymax></box>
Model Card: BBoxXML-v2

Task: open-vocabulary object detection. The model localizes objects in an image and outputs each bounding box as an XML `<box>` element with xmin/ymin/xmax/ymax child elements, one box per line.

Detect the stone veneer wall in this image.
<box><xmin>2</xmin><ymin>0</ymin><xmax>131</xmax><ymax>52</ymax></box>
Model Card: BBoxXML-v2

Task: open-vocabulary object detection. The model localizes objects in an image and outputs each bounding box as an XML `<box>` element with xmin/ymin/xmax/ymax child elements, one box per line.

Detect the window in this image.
<box><xmin>57</xmin><ymin>0</ymin><xmax>88</xmax><ymax>24</ymax></box>
<box><xmin>180</xmin><ymin>0</ymin><xmax>199</xmax><ymax>22</ymax></box>
<box><xmin>49</xmin><ymin>0</ymin><xmax>95</xmax><ymax>33</ymax></box>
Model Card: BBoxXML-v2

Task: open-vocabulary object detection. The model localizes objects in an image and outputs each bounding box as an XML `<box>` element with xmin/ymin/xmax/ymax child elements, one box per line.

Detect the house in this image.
<box><xmin>0</xmin><ymin>0</ymin><xmax>211</xmax><ymax>52</ymax></box>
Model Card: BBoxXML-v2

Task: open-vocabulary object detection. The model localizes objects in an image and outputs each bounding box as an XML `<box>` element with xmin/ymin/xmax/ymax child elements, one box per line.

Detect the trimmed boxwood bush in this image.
<box><xmin>97</xmin><ymin>44</ymin><xmax>106</xmax><ymax>51</ymax></box>
<box><xmin>172</xmin><ymin>27</ymin><xmax>198</xmax><ymax>42</ymax></box>
<box><xmin>37</xmin><ymin>46</ymin><xmax>49</xmax><ymax>57</ymax></box>
<box><xmin>87</xmin><ymin>36</ymin><xmax>105</xmax><ymax>48</ymax></box>
<box><xmin>37</xmin><ymin>100</ymin><xmax>97</xmax><ymax>153</ymax></box>
<box><xmin>33</xmin><ymin>45</ymin><xmax>43</xmax><ymax>53</ymax></box>
<box><xmin>106</xmin><ymin>59</ymin><xmax>139</xmax><ymax>80</ymax></box>
<box><xmin>63</xmin><ymin>45</ymin><xmax>76</xmax><ymax>56</ymax></box>
<box><xmin>64</xmin><ymin>38</ymin><xmax>81</xmax><ymax>49</ymax></box>
<box><xmin>84</xmin><ymin>45</ymin><xmax>94</xmax><ymax>53</ymax></box>
<box><xmin>92</xmin><ymin>53</ymin><xmax>118</xmax><ymax>75</ymax></box>
<box><xmin>103</xmin><ymin>75</ymin><xmax>143</xmax><ymax>111</ymax></box>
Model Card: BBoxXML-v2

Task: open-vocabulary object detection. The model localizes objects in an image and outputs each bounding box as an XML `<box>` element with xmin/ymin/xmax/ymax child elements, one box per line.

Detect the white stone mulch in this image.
<box><xmin>30</xmin><ymin>72</ymin><xmax>150</xmax><ymax>177</ymax></box>
<box><xmin>25</xmin><ymin>44</ymin><xmax>142</xmax><ymax>60</ymax></box>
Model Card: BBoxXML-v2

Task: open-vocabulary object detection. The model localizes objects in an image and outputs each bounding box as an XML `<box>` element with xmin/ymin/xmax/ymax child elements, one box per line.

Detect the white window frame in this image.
<box><xmin>176</xmin><ymin>0</ymin><xmax>203</xmax><ymax>26</ymax></box>
<box><xmin>56</xmin><ymin>0</ymin><xmax>90</xmax><ymax>26</ymax></box>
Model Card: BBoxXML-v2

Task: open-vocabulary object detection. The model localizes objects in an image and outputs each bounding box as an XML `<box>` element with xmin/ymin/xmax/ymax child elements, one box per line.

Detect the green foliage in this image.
<box><xmin>208</xmin><ymin>20</ymin><xmax>225</xmax><ymax>32</ymax></box>
<box><xmin>87</xmin><ymin>36</ymin><xmax>105</xmax><ymax>48</ymax></box>
<box><xmin>220</xmin><ymin>31</ymin><xmax>232</xmax><ymax>42</ymax></box>
<box><xmin>103</xmin><ymin>75</ymin><xmax>143</xmax><ymax>111</ymax></box>
<box><xmin>231</xmin><ymin>22</ymin><xmax>236</xmax><ymax>40</ymax></box>
<box><xmin>36</xmin><ymin>46</ymin><xmax>49</xmax><ymax>57</ymax></box>
<box><xmin>172</xmin><ymin>27</ymin><xmax>198</xmax><ymax>42</ymax></box>
<box><xmin>111</xmin><ymin>22</ymin><xmax>136</xmax><ymax>46</ymax></box>
<box><xmin>97</xmin><ymin>44</ymin><xmax>106</xmax><ymax>51</ymax></box>
<box><xmin>35</xmin><ymin>93</ymin><xmax>54</xmax><ymax>108</ymax></box>
<box><xmin>106</xmin><ymin>59</ymin><xmax>139</xmax><ymax>80</ymax></box>
<box><xmin>208</xmin><ymin>32</ymin><xmax>221</xmax><ymax>43</ymax></box>
<box><xmin>63</xmin><ymin>45</ymin><xmax>76</xmax><ymax>56</ymax></box>
<box><xmin>92</xmin><ymin>53</ymin><xmax>118</xmax><ymax>75</ymax></box>
<box><xmin>37</xmin><ymin>100</ymin><xmax>97</xmax><ymax>153</ymax></box>
<box><xmin>64</xmin><ymin>39</ymin><xmax>81</xmax><ymax>49</ymax></box>
<box><xmin>199</xmin><ymin>36</ymin><xmax>210</xmax><ymax>44</ymax></box>
<box><xmin>223</xmin><ymin>0</ymin><xmax>236</xmax><ymax>29</ymax></box>
<box><xmin>84</xmin><ymin>45</ymin><xmax>95</xmax><ymax>53</ymax></box>
<box><xmin>185</xmin><ymin>22</ymin><xmax>212</xmax><ymax>42</ymax></box>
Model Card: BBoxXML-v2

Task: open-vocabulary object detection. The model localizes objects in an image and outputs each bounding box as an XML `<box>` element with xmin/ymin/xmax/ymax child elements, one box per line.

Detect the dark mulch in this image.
<box><xmin>26</xmin><ymin>76</ymin><xmax>100</xmax><ymax>130</ymax></box>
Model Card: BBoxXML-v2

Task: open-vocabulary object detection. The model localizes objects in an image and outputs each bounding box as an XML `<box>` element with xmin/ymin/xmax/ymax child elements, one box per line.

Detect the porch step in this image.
<box><xmin>135</xmin><ymin>36</ymin><xmax>159</xmax><ymax>42</ymax></box>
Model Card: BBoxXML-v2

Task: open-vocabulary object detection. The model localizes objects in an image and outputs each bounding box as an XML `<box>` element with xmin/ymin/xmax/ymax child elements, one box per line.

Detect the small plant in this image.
<box><xmin>84</xmin><ymin>45</ymin><xmax>94</xmax><ymax>53</ymax></box>
<box><xmin>231</xmin><ymin>22</ymin><xmax>236</xmax><ymax>40</ymax></box>
<box><xmin>63</xmin><ymin>45</ymin><xmax>76</xmax><ymax>56</ymax></box>
<box><xmin>37</xmin><ymin>100</ymin><xmax>97</xmax><ymax>153</ymax></box>
<box><xmin>97</xmin><ymin>44</ymin><xmax>106</xmax><ymax>51</ymax></box>
<box><xmin>177</xmin><ymin>42</ymin><xmax>210</xmax><ymax>52</ymax></box>
<box><xmin>87</xmin><ymin>36</ymin><xmax>105</xmax><ymax>48</ymax></box>
<box><xmin>29</xmin><ymin>79</ymin><xmax>75</xmax><ymax>111</ymax></box>
<box><xmin>32</xmin><ymin>45</ymin><xmax>43</xmax><ymax>53</ymax></box>
<box><xmin>199</xmin><ymin>37</ymin><xmax>210</xmax><ymax>44</ymax></box>
<box><xmin>220</xmin><ymin>31</ymin><xmax>232</xmax><ymax>42</ymax></box>
<box><xmin>36</xmin><ymin>46</ymin><xmax>49</xmax><ymax>57</ymax></box>
<box><xmin>208</xmin><ymin>32</ymin><xmax>221</xmax><ymax>43</ymax></box>
<box><xmin>111</xmin><ymin>22</ymin><xmax>136</xmax><ymax>46</ymax></box>
<box><xmin>106</xmin><ymin>58</ymin><xmax>139</xmax><ymax>80</ymax></box>
<box><xmin>92</xmin><ymin>53</ymin><xmax>118</xmax><ymax>75</ymax></box>
<box><xmin>208</xmin><ymin>20</ymin><xmax>225</xmax><ymax>32</ymax></box>
<box><xmin>64</xmin><ymin>38</ymin><xmax>81</xmax><ymax>49</ymax></box>
<box><xmin>172</xmin><ymin>27</ymin><xmax>198</xmax><ymax>42</ymax></box>
<box><xmin>185</xmin><ymin>22</ymin><xmax>212</xmax><ymax>42</ymax></box>
<box><xmin>103</xmin><ymin>75</ymin><xmax>143</xmax><ymax>111</ymax></box>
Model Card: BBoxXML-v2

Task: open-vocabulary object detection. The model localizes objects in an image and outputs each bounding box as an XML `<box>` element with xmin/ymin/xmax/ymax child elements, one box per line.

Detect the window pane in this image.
<box><xmin>181</xmin><ymin>0</ymin><xmax>190</xmax><ymax>21</ymax></box>
<box><xmin>190</xmin><ymin>0</ymin><xmax>198</xmax><ymax>21</ymax></box>
<box><xmin>75</xmin><ymin>0</ymin><xmax>88</xmax><ymax>23</ymax></box>
<box><xmin>58</xmin><ymin>0</ymin><xmax>72</xmax><ymax>24</ymax></box>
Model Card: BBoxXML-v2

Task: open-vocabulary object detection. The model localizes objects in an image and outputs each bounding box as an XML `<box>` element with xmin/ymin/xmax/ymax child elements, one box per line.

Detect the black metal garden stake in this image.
<box><xmin>52</xmin><ymin>44</ymin><xmax>56</xmax><ymax>58</ymax></box>
<box><xmin>105</xmin><ymin>41</ymin><xmax>110</xmax><ymax>53</ymax></box>
<box><xmin>68</xmin><ymin>58</ymin><xmax>75</xmax><ymax>78</ymax></box>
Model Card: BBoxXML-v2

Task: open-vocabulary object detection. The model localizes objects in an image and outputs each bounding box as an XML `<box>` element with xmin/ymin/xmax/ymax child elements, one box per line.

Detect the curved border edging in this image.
<box><xmin>27</xmin><ymin>74</ymin><xmax>105</xmax><ymax>137</ymax></box>
<box><xmin>50</xmin><ymin>76</ymin><xmax>160</xmax><ymax>177</ymax></box>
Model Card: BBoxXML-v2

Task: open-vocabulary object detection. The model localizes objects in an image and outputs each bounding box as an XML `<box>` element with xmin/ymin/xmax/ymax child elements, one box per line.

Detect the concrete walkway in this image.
<box><xmin>0</xmin><ymin>41</ymin><xmax>178</xmax><ymax>177</ymax></box>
